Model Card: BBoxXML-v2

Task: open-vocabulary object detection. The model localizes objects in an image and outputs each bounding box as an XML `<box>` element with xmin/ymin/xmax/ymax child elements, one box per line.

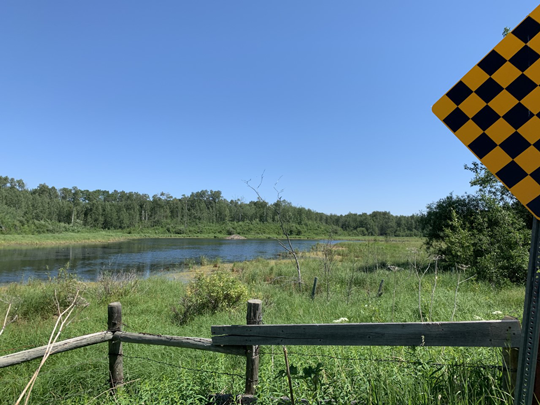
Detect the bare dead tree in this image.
<box><xmin>322</xmin><ymin>237</ymin><xmax>335</xmax><ymax>302</ymax></box>
<box><xmin>244</xmin><ymin>173</ymin><xmax>303</xmax><ymax>287</ymax></box>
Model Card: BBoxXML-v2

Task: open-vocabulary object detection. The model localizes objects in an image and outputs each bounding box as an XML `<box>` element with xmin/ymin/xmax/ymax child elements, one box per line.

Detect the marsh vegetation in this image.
<box><xmin>0</xmin><ymin>239</ymin><xmax>524</xmax><ymax>404</ymax></box>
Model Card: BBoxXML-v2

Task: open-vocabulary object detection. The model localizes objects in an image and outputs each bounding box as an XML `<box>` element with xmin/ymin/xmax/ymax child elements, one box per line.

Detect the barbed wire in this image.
<box><xmin>121</xmin><ymin>354</ymin><xmax>245</xmax><ymax>379</ymax></box>
<box><xmin>260</xmin><ymin>349</ymin><xmax>503</xmax><ymax>371</ymax></box>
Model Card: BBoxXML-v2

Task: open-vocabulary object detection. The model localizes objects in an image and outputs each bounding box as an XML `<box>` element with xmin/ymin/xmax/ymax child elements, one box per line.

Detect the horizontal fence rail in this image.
<box><xmin>211</xmin><ymin>319</ymin><xmax>522</xmax><ymax>348</ymax></box>
<box><xmin>113</xmin><ymin>331</ymin><xmax>246</xmax><ymax>356</ymax></box>
<box><xmin>0</xmin><ymin>331</ymin><xmax>244</xmax><ymax>369</ymax></box>
<box><xmin>0</xmin><ymin>300</ymin><xmax>525</xmax><ymax>402</ymax></box>
<box><xmin>0</xmin><ymin>331</ymin><xmax>114</xmax><ymax>368</ymax></box>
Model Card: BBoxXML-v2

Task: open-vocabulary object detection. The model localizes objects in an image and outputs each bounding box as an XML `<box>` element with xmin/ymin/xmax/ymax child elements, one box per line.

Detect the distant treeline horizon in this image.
<box><xmin>0</xmin><ymin>176</ymin><xmax>422</xmax><ymax>237</ymax></box>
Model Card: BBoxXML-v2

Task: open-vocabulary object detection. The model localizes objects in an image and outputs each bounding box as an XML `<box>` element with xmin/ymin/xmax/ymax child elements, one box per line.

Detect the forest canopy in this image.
<box><xmin>0</xmin><ymin>176</ymin><xmax>422</xmax><ymax>237</ymax></box>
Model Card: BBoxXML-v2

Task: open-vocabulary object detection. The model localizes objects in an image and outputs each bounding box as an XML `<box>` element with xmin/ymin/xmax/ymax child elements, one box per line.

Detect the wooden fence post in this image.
<box><xmin>108</xmin><ymin>302</ymin><xmax>124</xmax><ymax>389</ymax></box>
<box><xmin>502</xmin><ymin>316</ymin><xmax>519</xmax><ymax>398</ymax></box>
<box><xmin>245</xmin><ymin>299</ymin><xmax>262</xmax><ymax>396</ymax></box>
<box><xmin>311</xmin><ymin>277</ymin><xmax>318</xmax><ymax>300</ymax></box>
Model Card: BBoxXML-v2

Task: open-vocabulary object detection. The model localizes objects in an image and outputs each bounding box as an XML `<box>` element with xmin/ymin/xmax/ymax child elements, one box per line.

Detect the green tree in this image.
<box><xmin>422</xmin><ymin>163</ymin><xmax>530</xmax><ymax>284</ymax></box>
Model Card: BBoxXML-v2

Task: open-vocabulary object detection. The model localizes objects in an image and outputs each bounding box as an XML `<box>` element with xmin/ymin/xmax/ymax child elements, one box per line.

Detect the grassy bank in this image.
<box><xmin>0</xmin><ymin>240</ymin><xmax>524</xmax><ymax>404</ymax></box>
<box><xmin>0</xmin><ymin>230</ymin><xmax>391</xmax><ymax>248</ymax></box>
<box><xmin>0</xmin><ymin>231</ymin><xmax>145</xmax><ymax>248</ymax></box>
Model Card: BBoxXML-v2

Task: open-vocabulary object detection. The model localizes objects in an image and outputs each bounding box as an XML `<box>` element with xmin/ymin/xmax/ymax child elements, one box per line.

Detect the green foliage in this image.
<box><xmin>199</xmin><ymin>255</ymin><xmax>209</xmax><ymax>266</ymax></box>
<box><xmin>438</xmin><ymin>200</ymin><xmax>528</xmax><ymax>284</ymax></box>
<box><xmin>422</xmin><ymin>163</ymin><xmax>531</xmax><ymax>284</ymax></box>
<box><xmin>0</xmin><ymin>174</ymin><xmax>422</xmax><ymax>238</ymax></box>
<box><xmin>0</xmin><ymin>240</ymin><xmax>524</xmax><ymax>404</ymax></box>
<box><xmin>466</xmin><ymin>162</ymin><xmax>533</xmax><ymax>228</ymax></box>
<box><xmin>4</xmin><ymin>264</ymin><xmax>87</xmax><ymax>320</ymax></box>
<box><xmin>277</xmin><ymin>362</ymin><xmax>325</xmax><ymax>398</ymax></box>
<box><xmin>172</xmin><ymin>271</ymin><xmax>248</xmax><ymax>324</ymax></box>
<box><xmin>0</xmin><ymin>204</ymin><xmax>25</xmax><ymax>233</ymax></box>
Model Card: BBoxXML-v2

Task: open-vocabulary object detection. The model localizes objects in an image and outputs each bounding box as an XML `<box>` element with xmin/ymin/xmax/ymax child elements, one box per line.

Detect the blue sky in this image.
<box><xmin>1</xmin><ymin>1</ymin><xmax>537</xmax><ymax>216</ymax></box>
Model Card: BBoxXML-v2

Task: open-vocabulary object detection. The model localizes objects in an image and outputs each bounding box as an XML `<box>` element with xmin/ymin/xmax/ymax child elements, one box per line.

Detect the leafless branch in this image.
<box><xmin>451</xmin><ymin>270</ymin><xmax>476</xmax><ymax>321</ymax></box>
<box><xmin>0</xmin><ymin>303</ymin><xmax>17</xmax><ymax>337</ymax></box>
<box><xmin>245</xmin><ymin>173</ymin><xmax>303</xmax><ymax>286</ymax></box>
<box><xmin>428</xmin><ymin>256</ymin><xmax>442</xmax><ymax>322</ymax></box>
<box><xmin>273</xmin><ymin>176</ymin><xmax>284</xmax><ymax>197</ymax></box>
<box><xmin>257</xmin><ymin>170</ymin><xmax>265</xmax><ymax>190</ymax></box>
<box><xmin>243</xmin><ymin>170</ymin><xmax>266</xmax><ymax>202</ymax></box>
<box><xmin>15</xmin><ymin>290</ymin><xmax>81</xmax><ymax>405</ymax></box>
<box><xmin>414</xmin><ymin>262</ymin><xmax>431</xmax><ymax>323</ymax></box>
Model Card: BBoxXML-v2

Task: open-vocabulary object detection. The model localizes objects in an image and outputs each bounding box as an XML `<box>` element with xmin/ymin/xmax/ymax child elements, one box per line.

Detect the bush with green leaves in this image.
<box><xmin>437</xmin><ymin>199</ymin><xmax>529</xmax><ymax>284</ymax></box>
<box><xmin>172</xmin><ymin>270</ymin><xmax>248</xmax><ymax>324</ymax></box>
<box><xmin>422</xmin><ymin>163</ymin><xmax>531</xmax><ymax>284</ymax></box>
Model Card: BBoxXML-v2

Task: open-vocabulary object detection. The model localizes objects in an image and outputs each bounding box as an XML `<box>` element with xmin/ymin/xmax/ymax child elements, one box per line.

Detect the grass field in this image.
<box><xmin>0</xmin><ymin>239</ymin><xmax>526</xmax><ymax>404</ymax></box>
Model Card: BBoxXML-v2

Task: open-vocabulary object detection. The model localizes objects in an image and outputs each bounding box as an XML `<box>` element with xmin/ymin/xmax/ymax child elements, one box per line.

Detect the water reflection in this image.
<box><xmin>0</xmin><ymin>238</ymin><xmax>325</xmax><ymax>283</ymax></box>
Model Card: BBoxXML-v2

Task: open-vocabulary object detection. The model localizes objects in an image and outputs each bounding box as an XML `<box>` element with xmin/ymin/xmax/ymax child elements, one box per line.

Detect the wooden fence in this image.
<box><xmin>0</xmin><ymin>299</ymin><xmax>523</xmax><ymax>402</ymax></box>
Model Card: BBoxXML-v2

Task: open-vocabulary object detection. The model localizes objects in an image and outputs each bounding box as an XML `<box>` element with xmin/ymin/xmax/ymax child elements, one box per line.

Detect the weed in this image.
<box><xmin>0</xmin><ymin>239</ymin><xmax>523</xmax><ymax>404</ymax></box>
<box><xmin>4</xmin><ymin>264</ymin><xmax>87</xmax><ymax>320</ymax></box>
<box><xmin>199</xmin><ymin>255</ymin><xmax>209</xmax><ymax>266</ymax></box>
<box><xmin>172</xmin><ymin>271</ymin><xmax>248</xmax><ymax>325</ymax></box>
<box><xmin>182</xmin><ymin>258</ymin><xmax>196</xmax><ymax>270</ymax></box>
<box><xmin>96</xmin><ymin>270</ymin><xmax>139</xmax><ymax>301</ymax></box>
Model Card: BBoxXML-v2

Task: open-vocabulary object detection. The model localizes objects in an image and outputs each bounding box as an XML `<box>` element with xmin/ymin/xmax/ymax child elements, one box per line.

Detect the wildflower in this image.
<box><xmin>333</xmin><ymin>317</ymin><xmax>349</xmax><ymax>323</ymax></box>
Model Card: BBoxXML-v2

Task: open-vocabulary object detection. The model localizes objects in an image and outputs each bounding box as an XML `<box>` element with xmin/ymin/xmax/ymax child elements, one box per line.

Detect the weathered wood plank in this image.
<box><xmin>108</xmin><ymin>302</ymin><xmax>123</xmax><ymax>388</ymax></box>
<box><xmin>0</xmin><ymin>331</ymin><xmax>113</xmax><ymax>368</ymax></box>
<box><xmin>502</xmin><ymin>316</ymin><xmax>520</xmax><ymax>395</ymax></box>
<box><xmin>245</xmin><ymin>299</ymin><xmax>262</xmax><ymax>395</ymax></box>
<box><xmin>211</xmin><ymin>320</ymin><xmax>521</xmax><ymax>348</ymax></box>
<box><xmin>113</xmin><ymin>331</ymin><xmax>246</xmax><ymax>356</ymax></box>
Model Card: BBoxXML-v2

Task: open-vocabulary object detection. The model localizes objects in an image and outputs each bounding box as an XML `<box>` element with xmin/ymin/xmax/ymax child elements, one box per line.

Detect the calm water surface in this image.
<box><xmin>0</xmin><ymin>238</ymin><xmax>325</xmax><ymax>283</ymax></box>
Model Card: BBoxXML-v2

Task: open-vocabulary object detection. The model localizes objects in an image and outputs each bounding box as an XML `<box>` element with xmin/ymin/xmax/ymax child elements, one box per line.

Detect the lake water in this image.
<box><xmin>0</xmin><ymin>238</ymin><xmax>325</xmax><ymax>284</ymax></box>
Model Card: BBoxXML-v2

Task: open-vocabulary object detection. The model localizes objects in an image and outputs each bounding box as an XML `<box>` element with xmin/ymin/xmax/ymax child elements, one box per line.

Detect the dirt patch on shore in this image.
<box><xmin>225</xmin><ymin>234</ymin><xmax>246</xmax><ymax>240</ymax></box>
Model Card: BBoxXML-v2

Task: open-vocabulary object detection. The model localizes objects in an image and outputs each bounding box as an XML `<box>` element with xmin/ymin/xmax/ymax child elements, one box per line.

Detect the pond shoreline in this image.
<box><xmin>0</xmin><ymin>237</ymin><xmax>334</xmax><ymax>284</ymax></box>
<box><xmin>0</xmin><ymin>231</ymin><xmax>341</xmax><ymax>249</ymax></box>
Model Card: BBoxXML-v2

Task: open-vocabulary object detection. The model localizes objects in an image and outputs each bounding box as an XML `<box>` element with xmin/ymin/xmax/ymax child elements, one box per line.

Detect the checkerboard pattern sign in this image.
<box><xmin>433</xmin><ymin>5</ymin><xmax>540</xmax><ymax>220</ymax></box>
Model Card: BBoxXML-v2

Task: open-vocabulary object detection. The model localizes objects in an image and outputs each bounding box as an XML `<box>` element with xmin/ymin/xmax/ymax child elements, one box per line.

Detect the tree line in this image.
<box><xmin>0</xmin><ymin>176</ymin><xmax>422</xmax><ymax>237</ymax></box>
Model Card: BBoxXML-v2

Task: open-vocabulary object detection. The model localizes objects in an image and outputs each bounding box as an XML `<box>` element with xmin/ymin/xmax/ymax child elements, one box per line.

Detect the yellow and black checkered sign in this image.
<box><xmin>433</xmin><ymin>5</ymin><xmax>540</xmax><ymax>220</ymax></box>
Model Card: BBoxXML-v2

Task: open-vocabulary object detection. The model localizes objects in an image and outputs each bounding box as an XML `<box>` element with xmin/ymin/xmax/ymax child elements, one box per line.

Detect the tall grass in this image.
<box><xmin>0</xmin><ymin>239</ymin><xmax>525</xmax><ymax>404</ymax></box>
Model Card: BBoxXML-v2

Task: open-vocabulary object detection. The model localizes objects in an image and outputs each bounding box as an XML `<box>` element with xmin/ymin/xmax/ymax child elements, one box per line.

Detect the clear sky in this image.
<box><xmin>1</xmin><ymin>1</ymin><xmax>537</xmax><ymax>216</ymax></box>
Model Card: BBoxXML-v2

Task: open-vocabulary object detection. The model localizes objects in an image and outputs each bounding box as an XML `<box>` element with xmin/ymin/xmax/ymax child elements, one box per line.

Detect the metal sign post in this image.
<box><xmin>431</xmin><ymin>4</ymin><xmax>540</xmax><ymax>403</ymax></box>
<box><xmin>515</xmin><ymin>218</ymin><xmax>540</xmax><ymax>405</ymax></box>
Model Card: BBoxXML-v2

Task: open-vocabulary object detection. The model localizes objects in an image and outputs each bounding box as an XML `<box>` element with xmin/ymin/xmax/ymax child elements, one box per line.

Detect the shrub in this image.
<box><xmin>172</xmin><ymin>271</ymin><xmax>248</xmax><ymax>324</ymax></box>
<box><xmin>48</xmin><ymin>266</ymin><xmax>86</xmax><ymax>308</ymax></box>
<box><xmin>425</xmin><ymin>196</ymin><xmax>529</xmax><ymax>284</ymax></box>
<box><xmin>6</xmin><ymin>265</ymin><xmax>88</xmax><ymax>320</ymax></box>
<box><xmin>182</xmin><ymin>258</ymin><xmax>196</xmax><ymax>270</ymax></box>
<box><xmin>96</xmin><ymin>270</ymin><xmax>139</xmax><ymax>301</ymax></box>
